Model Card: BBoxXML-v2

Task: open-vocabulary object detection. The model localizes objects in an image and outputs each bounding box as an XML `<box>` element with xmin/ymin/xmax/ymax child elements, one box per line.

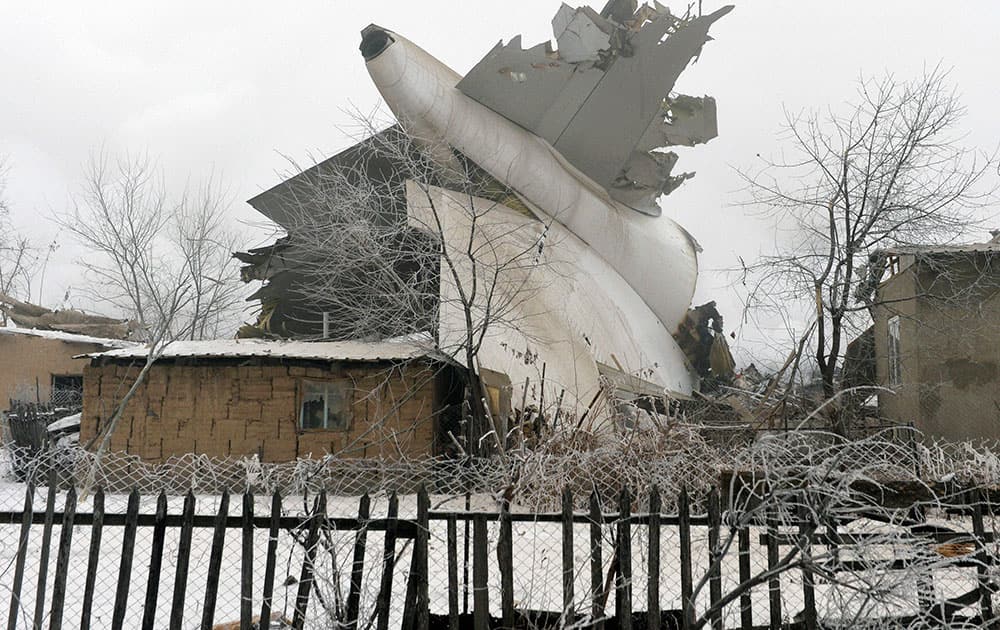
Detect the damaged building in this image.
<box><xmin>0</xmin><ymin>294</ymin><xmax>135</xmax><ymax>417</ymax></box>
<box><xmin>854</xmin><ymin>235</ymin><xmax>1000</xmax><ymax>441</ymax></box>
<box><xmin>236</xmin><ymin>1</ymin><xmax>735</xmax><ymax>427</ymax></box>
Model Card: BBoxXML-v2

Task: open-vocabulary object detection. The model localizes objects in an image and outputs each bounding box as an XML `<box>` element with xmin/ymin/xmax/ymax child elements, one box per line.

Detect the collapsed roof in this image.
<box><xmin>0</xmin><ymin>293</ymin><xmax>135</xmax><ymax>340</ymax></box>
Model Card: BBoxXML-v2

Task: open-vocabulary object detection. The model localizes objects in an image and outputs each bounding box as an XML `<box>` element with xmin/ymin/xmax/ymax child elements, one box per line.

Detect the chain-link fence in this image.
<box><xmin>2</xmin><ymin>428</ymin><xmax>1000</xmax><ymax>628</ymax></box>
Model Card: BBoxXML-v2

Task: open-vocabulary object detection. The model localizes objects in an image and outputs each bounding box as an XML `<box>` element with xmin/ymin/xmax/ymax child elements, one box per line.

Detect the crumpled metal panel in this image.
<box><xmin>456</xmin><ymin>3</ymin><xmax>731</xmax><ymax>215</ymax></box>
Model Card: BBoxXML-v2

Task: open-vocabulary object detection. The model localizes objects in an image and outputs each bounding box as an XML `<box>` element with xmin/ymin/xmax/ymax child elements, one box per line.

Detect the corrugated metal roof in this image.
<box><xmin>0</xmin><ymin>326</ymin><xmax>135</xmax><ymax>349</ymax></box>
<box><xmin>86</xmin><ymin>338</ymin><xmax>442</xmax><ymax>363</ymax></box>
<box><xmin>880</xmin><ymin>241</ymin><xmax>1000</xmax><ymax>256</ymax></box>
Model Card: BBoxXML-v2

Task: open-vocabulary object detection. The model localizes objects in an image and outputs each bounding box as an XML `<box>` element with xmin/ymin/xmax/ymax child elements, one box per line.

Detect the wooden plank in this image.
<box><xmin>562</xmin><ymin>487</ymin><xmax>576</xmax><ymax>627</ymax></box>
<box><xmin>79</xmin><ymin>488</ymin><xmax>104</xmax><ymax>630</ymax></box>
<box><xmin>463</xmin><ymin>493</ymin><xmax>471</xmax><ymax>616</ymax></box>
<box><xmin>293</xmin><ymin>493</ymin><xmax>326</xmax><ymax>630</ymax></box>
<box><xmin>169</xmin><ymin>491</ymin><xmax>196</xmax><ymax>630</ymax></box>
<box><xmin>617</xmin><ymin>487</ymin><xmax>632</xmax><ymax>630</ymax></box>
<box><xmin>401</xmin><ymin>487</ymin><xmax>430</xmax><ymax>630</ymax></box>
<box><xmin>140</xmin><ymin>492</ymin><xmax>168</xmax><ymax>630</ymax></box>
<box><xmin>415</xmin><ymin>486</ymin><xmax>431</xmax><ymax>630</ymax></box>
<box><xmin>7</xmin><ymin>483</ymin><xmax>33</xmax><ymax>630</ymax></box>
<box><xmin>472</xmin><ymin>515</ymin><xmax>489</xmax><ymax>630</ymax></box>
<box><xmin>31</xmin><ymin>476</ymin><xmax>57</xmax><ymax>630</ymax></box>
<box><xmin>677</xmin><ymin>487</ymin><xmax>693</xmax><ymax>630</ymax></box>
<box><xmin>111</xmin><ymin>489</ymin><xmax>140</xmax><ymax>630</ymax></box>
<box><xmin>375</xmin><ymin>492</ymin><xmax>399</xmax><ymax>630</ymax></box>
<box><xmin>446</xmin><ymin>516</ymin><xmax>460</xmax><ymax>630</ymax></box>
<box><xmin>498</xmin><ymin>499</ymin><xmax>514</xmax><ymax>630</ymax></box>
<box><xmin>240</xmin><ymin>492</ymin><xmax>254</xmax><ymax>630</ymax></box>
<box><xmin>345</xmin><ymin>494</ymin><xmax>370</xmax><ymax>630</ymax></box>
<box><xmin>765</xmin><ymin>507</ymin><xmax>781</xmax><ymax>630</ymax></box>
<box><xmin>200</xmin><ymin>490</ymin><xmax>231</xmax><ymax>630</ymax></box>
<box><xmin>797</xmin><ymin>504</ymin><xmax>817</xmax><ymax>630</ymax></box>
<box><xmin>738</xmin><ymin>525</ymin><xmax>752</xmax><ymax>630</ymax></box>
<box><xmin>971</xmin><ymin>490</ymin><xmax>994</xmax><ymax>624</ymax></box>
<box><xmin>48</xmin><ymin>486</ymin><xmax>77</xmax><ymax>630</ymax></box>
<box><xmin>589</xmin><ymin>492</ymin><xmax>605</xmax><ymax>630</ymax></box>
<box><xmin>707</xmin><ymin>487</ymin><xmax>722</xmax><ymax>630</ymax></box>
<box><xmin>258</xmin><ymin>492</ymin><xmax>282</xmax><ymax>629</ymax></box>
<box><xmin>647</xmin><ymin>487</ymin><xmax>661</xmax><ymax>630</ymax></box>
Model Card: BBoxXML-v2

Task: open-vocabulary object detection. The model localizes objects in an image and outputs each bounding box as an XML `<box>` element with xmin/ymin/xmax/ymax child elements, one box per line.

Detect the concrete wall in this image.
<box><xmin>0</xmin><ymin>334</ymin><xmax>104</xmax><ymax>413</ymax></box>
<box><xmin>80</xmin><ymin>359</ymin><xmax>444</xmax><ymax>462</ymax></box>
<box><xmin>876</xmin><ymin>255</ymin><xmax>1000</xmax><ymax>441</ymax></box>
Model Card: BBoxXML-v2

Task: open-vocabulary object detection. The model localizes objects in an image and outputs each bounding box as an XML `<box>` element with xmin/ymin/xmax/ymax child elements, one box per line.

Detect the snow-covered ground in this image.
<box><xmin>0</xmin><ymin>480</ymin><xmax>993</xmax><ymax>629</ymax></box>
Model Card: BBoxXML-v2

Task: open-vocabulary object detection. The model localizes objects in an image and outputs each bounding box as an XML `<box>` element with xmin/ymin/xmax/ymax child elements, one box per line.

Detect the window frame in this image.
<box><xmin>298</xmin><ymin>379</ymin><xmax>353</xmax><ymax>432</ymax></box>
<box><xmin>887</xmin><ymin>315</ymin><xmax>902</xmax><ymax>387</ymax></box>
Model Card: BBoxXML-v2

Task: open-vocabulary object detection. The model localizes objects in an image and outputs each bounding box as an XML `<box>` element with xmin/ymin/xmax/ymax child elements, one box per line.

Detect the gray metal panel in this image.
<box><xmin>455</xmin><ymin>38</ymin><xmax>577</xmax><ymax>133</ymax></box>
<box><xmin>551</xmin><ymin>7</ymin><xmax>731</xmax><ymax>191</ymax></box>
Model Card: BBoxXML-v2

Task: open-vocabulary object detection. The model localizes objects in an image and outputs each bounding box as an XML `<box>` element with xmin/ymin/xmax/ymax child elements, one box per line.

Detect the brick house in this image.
<box><xmin>863</xmin><ymin>238</ymin><xmax>1000</xmax><ymax>441</ymax></box>
<box><xmin>80</xmin><ymin>339</ymin><xmax>466</xmax><ymax>462</ymax></box>
<box><xmin>0</xmin><ymin>327</ymin><xmax>132</xmax><ymax>415</ymax></box>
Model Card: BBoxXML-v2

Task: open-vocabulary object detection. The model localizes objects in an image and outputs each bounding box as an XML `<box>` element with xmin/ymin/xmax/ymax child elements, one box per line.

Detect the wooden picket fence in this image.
<box><xmin>2</xmin><ymin>480</ymin><xmax>999</xmax><ymax>630</ymax></box>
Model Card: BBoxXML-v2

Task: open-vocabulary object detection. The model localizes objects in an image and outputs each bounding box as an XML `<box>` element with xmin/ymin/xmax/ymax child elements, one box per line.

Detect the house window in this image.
<box><xmin>299</xmin><ymin>380</ymin><xmax>352</xmax><ymax>431</ymax></box>
<box><xmin>51</xmin><ymin>375</ymin><xmax>83</xmax><ymax>407</ymax></box>
<box><xmin>887</xmin><ymin>316</ymin><xmax>901</xmax><ymax>387</ymax></box>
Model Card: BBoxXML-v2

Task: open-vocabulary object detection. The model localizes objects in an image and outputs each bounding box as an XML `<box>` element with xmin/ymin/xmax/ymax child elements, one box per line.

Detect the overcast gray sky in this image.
<box><xmin>3</xmin><ymin>1</ymin><xmax>999</xmax><ymax>365</ymax></box>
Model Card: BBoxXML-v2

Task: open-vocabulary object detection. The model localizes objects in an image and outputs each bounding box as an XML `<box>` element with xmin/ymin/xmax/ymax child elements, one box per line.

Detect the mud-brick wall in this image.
<box><xmin>80</xmin><ymin>360</ymin><xmax>441</xmax><ymax>462</ymax></box>
<box><xmin>0</xmin><ymin>334</ymin><xmax>105</xmax><ymax>414</ymax></box>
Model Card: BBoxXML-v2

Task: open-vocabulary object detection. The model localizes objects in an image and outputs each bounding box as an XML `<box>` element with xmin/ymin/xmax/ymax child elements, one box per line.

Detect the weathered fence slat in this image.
<box><xmin>499</xmin><ymin>498</ymin><xmax>514</xmax><ymax>629</ymax></box>
<box><xmin>617</xmin><ymin>487</ymin><xmax>633</xmax><ymax>630</ymax></box>
<box><xmin>472</xmin><ymin>515</ymin><xmax>490</xmax><ymax>630</ymax></box>
<box><xmin>375</xmin><ymin>492</ymin><xmax>399</xmax><ymax>630</ymax></box>
<box><xmin>401</xmin><ymin>486</ymin><xmax>430</xmax><ymax>630</ymax></box>
<box><xmin>258</xmin><ymin>492</ymin><xmax>282</xmax><ymax>628</ymax></box>
<box><xmin>562</xmin><ymin>487</ymin><xmax>576</xmax><ymax>627</ymax></box>
<box><xmin>111</xmin><ymin>488</ymin><xmax>140</xmax><ymax>630</ymax></box>
<box><xmin>169</xmin><ymin>491</ymin><xmax>196</xmax><ymax>630</ymax></box>
<box><xmin>765</xmin><ymin>507</ymin><xmax>782</xmax><ymax>630</ymax></box>
<box><xmin>648</xmin><ymin>486</ymin><xmax>661</xmax><ymax>630</ymax></box>
<box><xmin>31</xmin><ymin>475</ymin><xmax>57</xmax><ymax>630</ymax></box>
<box><xmin>140</xmin><ymin>492</ymin><xmax>168</xmax><ymax>630</ymax></box>
<box><xmin>345</xmin><ymin>493</ymin><xmax>370</xmax><ymax>630</ymax></box>
<box><xmin>446</xmin><ymin>515</ymin><xmax>460</xmax><ymax>630</ymax></box>
<box><xmin>677</xmin><ymin>487</ymin><xmax>693</xmax><ymax>630</ymax></box>
<box><xmin>707</xmin><ymin>487</ymin><xmax>722</xmax><ymax>630</ymax></box>
<box><xmin>200</xmin><ymin>490</ymin><xmax>231</xmax><ymax>630</ymax></box>
<box><xmin>738</xmin><ymin>524</ymin><xmax>752</xmax><ymax>630</ymax></box>
<box><xmin>797</xmin><ymin>504</ymin><xmax>817</xmax><ymax>630</ymax></box>
<box><xmin>47</xmin><ymin>485</ymin><xmax>77</xmax><ymax>630</ymax></box>
<box><xmin>240</xmin><ymin>492</ymin><xmax>254</xmax><ymax>630</ymax></box>
<box><xmin>589</xmin><ymin>492</ymin><xmax>605</xmax><ymax>630</ymax></box>
<box><xmin>293</xmin><ymin>492</ymin><xmax>326</xmax><ymax>630</ymax></box>
<box><xmin>79</xmin><ymin>488</ymin><xmax>104</xmax><ymax>630</ymax></box>
<box><xmin>7</xmin><ymin>483</ymin><xmax>34</xmax><ymax>630</ymax></box>
<box><xmin>971</xmin><ymin>490</ymin><xmax>994</xmax><ymax>623</ymax></box>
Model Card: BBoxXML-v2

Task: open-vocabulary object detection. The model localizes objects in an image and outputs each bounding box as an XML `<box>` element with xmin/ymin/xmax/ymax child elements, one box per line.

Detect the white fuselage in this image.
<box><xmin>365</xmin><ymin>31</ymin><xmax>699</xmax><ymax>335</ymax></box>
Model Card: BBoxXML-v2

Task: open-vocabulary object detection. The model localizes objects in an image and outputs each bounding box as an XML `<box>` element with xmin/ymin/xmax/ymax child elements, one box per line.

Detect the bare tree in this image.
<box><xmin>173</xmin><ymin>176</ymin><xmax>245</xmax><ymax>340</ymax></box>
<box><xmin>0</xmin><ymin>157</ymin><xmax>39</xmax><ymax>315</ymax></box>
<box><xmin>739</xmin><ymin>68</ymin><xmax>996</xmax><ymax>432</ymax></box>
<box><xmin>269</xmin><ymin>123</ymin><xmax>553</xmax><ymax>454</ymax></box>
<box><xmin>57</xmin><ymin>150</ymin><xmax>244</xmax><ymax>340</ymax></box>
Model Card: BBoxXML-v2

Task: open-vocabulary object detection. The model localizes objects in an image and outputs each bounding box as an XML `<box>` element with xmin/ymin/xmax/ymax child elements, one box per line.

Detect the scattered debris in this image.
<box><xmin>0</xmin><ymin>293</ymin><xmax>136</xmax><ymax>340</ymax></box>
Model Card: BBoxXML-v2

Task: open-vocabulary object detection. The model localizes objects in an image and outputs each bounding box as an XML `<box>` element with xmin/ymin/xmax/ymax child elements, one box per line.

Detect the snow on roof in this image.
<box><xmin>0</xmin><ymin>326</ymin><xmax>135</xmax><ymax>349</ymax></box>
<box><xmin>86</xmin><ymin>338</ymin><xmax>443</xmax><ymax>363</ymax></box>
